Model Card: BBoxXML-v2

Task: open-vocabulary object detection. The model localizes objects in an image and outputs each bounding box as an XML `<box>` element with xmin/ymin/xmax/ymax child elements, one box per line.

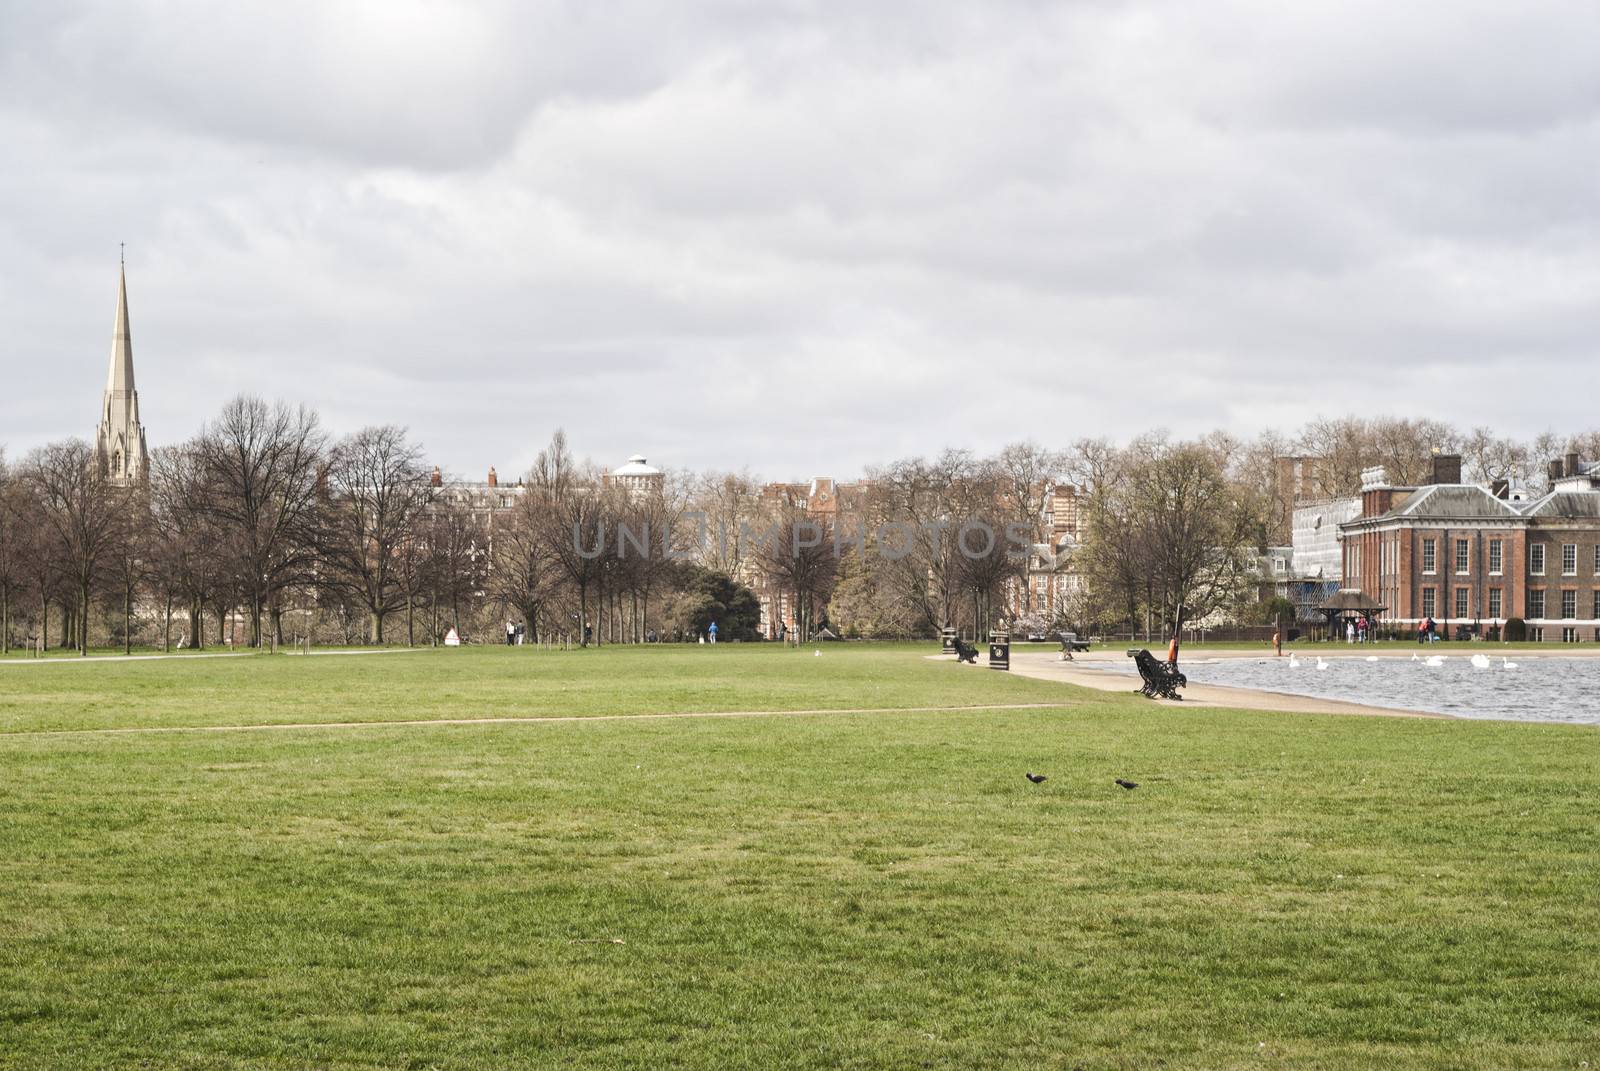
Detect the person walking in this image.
<box><xmin>708</xmin><ymin>620</ymin><xmax>719</xmax><ymax>644</ymax></box>
<box><xmin>1417</xmin><ymin>618</ymin><xmax>1428</xmax><ymax>645</ymax></box>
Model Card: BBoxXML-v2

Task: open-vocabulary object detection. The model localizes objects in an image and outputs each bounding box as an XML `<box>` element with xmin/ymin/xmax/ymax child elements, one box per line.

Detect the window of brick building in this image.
<box><xmin>1489</xmin><ymin>539</ymin><xmax>1502</xmax><ymax>575</ymax></box>
<box><xmin>1593</xmin><ymin>590</ymin><xmax>1600</xmax><ymax>620</ymax></box>
<box><xmin>1531</xmin><ymin>544</ymin><xmax>1545</xmax><ymax>576</ymax></box>
<box><xmin>1489</xmin><ymin>588</ymin><xmax>1502</xmax><ymax>618</ymax></box>
<box><xmin>1562</xmin><ymin>544</ymin><xmax>1577</xmax><ymax>576</ymax></box>
<box><xmin>1594</xmin><ymin>545</ymin><xmax>1600</xmax><ymax>575</ymax></box>
<box><xmin>1562</xmin><ymin>590</ymin><xmax>1576</xmax><ymax>619</ymax></box>
<box><xmin>1455</xmin><ymin>539</ymin><xmax>1469</xmax><ymax>574</ymax></box>
<box><xmin>1455</xmin><ymin>587</ymin><xmax>1469</xmax><ymax>618</ymax></box>
<box><xmin>1422</xmin><ymin>539</ymin><xmax>1436</xmax><ymax>574</ymax></box>
<box><xmin>1562</xmin><ymin>627</ymin><xmax>1578</xmax><ymax>643</ymax></box>
<box><xmin>1530</xmin><ymin>589</ymin><xmax>1545</xmax><ymax>619</ymax></box>
<box><xmin>1422</xmin><ymin>588</ymin><xmax>1436</xmax><ymax>617</ymax></box>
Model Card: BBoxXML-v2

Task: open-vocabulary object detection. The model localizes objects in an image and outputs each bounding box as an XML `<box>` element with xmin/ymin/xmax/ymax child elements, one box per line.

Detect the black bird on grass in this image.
<box><xmin>1025</xmin><ymin>772</ymin><xmax>1048</xmax><ymax>784</ymax></box>
<box><xmin>1115</xmin><ymin>779</ymin><xmax>1139</xmax><ymax>790</ymax></box>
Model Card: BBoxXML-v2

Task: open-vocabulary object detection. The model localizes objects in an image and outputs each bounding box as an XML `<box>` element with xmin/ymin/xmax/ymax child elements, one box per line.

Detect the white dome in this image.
<box><xmin>612</xmin><ymin>454</ymin><xmax>661</xmax><ymax>477</ymax></box>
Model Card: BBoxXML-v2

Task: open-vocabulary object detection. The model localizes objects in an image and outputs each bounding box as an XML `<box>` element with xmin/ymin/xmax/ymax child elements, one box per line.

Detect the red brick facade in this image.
<box><xmin>1341</xmin><ymin>460</ymin><xmax>1600</xmax><ymax>639</ymax></box>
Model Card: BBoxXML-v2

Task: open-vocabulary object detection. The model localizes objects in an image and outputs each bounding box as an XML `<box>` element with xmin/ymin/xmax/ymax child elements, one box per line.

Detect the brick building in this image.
<box><xmin>1340</xmin><ymin>454</ymin><xmax>1600</xmax><ymax>641</ymax></box>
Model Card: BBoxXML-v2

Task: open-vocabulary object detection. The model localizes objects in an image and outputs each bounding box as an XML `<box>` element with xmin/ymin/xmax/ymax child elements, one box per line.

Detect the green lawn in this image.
<box><xmin>1</xmin><ymin>646</ymin><xmax>1596</xmax><ymax>1069</ymax></box>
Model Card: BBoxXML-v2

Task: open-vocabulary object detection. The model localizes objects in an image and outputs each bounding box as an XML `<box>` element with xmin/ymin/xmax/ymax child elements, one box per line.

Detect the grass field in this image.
<box><xmin>1</xmin><ymin>646</ymin><xmax>1596</xmax><ymax>1069</ymax></box>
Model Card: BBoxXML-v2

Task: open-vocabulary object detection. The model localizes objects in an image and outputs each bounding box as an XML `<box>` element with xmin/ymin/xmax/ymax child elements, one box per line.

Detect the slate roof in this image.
<box><xmin>1520</xmin><ymin>492</ymin><xmax>1600</xmax><ymax>519</ymax></box>
<box><xmin>1392</xmin><ymin>485</ymin><xmax>1523</xmax><ymax>521</ymax></box>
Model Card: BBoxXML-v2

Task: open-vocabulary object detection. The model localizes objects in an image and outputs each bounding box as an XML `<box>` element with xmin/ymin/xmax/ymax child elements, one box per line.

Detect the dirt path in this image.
<box><xmin>0</xmin><ymin>702</ymin><xmax>1070</xmax><ymax>740</ymax></box>
<box><xmin>0</xmin><ymin>647</ymin><xmax>421</xmax><ymax>667</ymax></box>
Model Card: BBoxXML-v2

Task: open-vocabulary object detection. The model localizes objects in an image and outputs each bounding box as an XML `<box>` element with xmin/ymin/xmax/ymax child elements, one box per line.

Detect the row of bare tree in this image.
<box><xmin>3</xmin><ymin>406</ymin><xmax>1596</xmax><ymax>652</ymax></box>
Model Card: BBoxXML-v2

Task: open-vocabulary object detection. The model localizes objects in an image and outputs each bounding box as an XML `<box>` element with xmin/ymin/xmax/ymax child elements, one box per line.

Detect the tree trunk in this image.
<box><xmin>407</xmin><ymin>602</ymin><xmax>415</xmax><ymax>647</ymax></box>
<box><xmin>164</xmin><ymin>592</ymin><xmax>173</xmax><ymax>652</ymax></box>
<box><xmin>124</xmin><ymin>583</ymin><xmax>133</xmax><ymax>656</ymax></box>
<box><xmin>80</xmin><ymin>580</ymin><xmax>91</xmax><ymax>656</ymax></box>
<box><xmin>1</xmin><ymin>587</ymin><xmax>8</xmax><ymax>654</ymax></box>
<box><xmin>370</xmin><ymin>609</ymin><xmax>383</xmax><ymax>646</ymax></box>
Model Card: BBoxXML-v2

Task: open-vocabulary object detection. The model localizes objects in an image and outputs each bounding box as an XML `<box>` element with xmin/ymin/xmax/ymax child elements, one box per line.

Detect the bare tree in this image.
<box><xmin>421</xmin><ymin>497</ymin><xmax>489</xmax><ymax>640</ymax></box>
<box><xmin>491</xmin><ymin>487</ymin><xmax>558</xmax><ymax>642</ymax></box>
<box><xmin>0</xmin><ymin>452</ymin><xmax>29</xmax><ymax>653</ymax></box>
<box><xmin>532</xmin><ymin>430</ymin><xmax>607</xmax><ymax>646</ymax></box>
<box><xmin>193</xmin><ymin>396</ymin><xmax>326</xmax><ymax>647</ymax></box>
<box><xmin>753</xmin><ymin>507</ymin><xmax>840</xmax><ymax>642</ymax></box>
<box><xmin>23</xmin><ymin>440</ymin><xmax>128</xmax><ymax>655</ymax></box>
<box><xmin>319</xmin><ymin>425</ymin><xmax>434</xmax><ymax>644</ymax></box>
<box><xmin>101</xmin><ymin>479</ymin><xmax>153</xmax><ymax>654</ymax></box>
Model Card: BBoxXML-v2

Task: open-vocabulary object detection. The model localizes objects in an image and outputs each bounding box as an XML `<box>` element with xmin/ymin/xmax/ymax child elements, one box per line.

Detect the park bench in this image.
<box><xmin>1127</xmin><ymin>648</ymin><xmax>1186</xmax><ymax>700</ymax></box>
<box><xmin>1056</xmin><ymin>631</ymin><xmax>1091</xmax><ymax>660</ymax></box>
<box><xmin>953</xmin><ymin>637</ymin><xmax>980</xmax><ymax>664</ymax></box>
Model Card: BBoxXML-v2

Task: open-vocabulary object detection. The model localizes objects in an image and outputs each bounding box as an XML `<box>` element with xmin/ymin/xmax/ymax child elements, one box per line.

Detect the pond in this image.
<box><xmin>1094</xmin><ymin>653</ymin><xmax>1600</xmax><ymax>725</ymax></box>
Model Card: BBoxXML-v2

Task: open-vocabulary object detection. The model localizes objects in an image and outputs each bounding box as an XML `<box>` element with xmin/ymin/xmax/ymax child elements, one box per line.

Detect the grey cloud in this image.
<box><xmin>1</xmin><ymin>1</ymin><xmax>1597</xmax><ymax>480</ymax></box>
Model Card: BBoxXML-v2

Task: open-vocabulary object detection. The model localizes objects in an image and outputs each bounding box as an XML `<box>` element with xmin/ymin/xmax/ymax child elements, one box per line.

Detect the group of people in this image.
<box><xmin>1342</xmin><ymin>615</ymin><xmax>1374</xmax><ymax>644</ymax></box>
<box><xmin>1417</xmin><ymin>616</ymin><xmax>1440</xmax><ymax>644</ymax></box>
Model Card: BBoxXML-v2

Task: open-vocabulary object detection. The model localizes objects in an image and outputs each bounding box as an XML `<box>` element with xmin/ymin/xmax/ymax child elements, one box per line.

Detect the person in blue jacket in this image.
<box><xmin>708</xmin><ymin>620</ymin><xmax>719</xmax><ymax>644</ymax></box>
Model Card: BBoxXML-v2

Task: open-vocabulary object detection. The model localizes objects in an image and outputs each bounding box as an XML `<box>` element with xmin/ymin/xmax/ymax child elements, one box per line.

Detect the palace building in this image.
<box><xmin>1340</xmin><ymin>453</ymin><xmax>1600</xmax><ymax>641</ymax></box>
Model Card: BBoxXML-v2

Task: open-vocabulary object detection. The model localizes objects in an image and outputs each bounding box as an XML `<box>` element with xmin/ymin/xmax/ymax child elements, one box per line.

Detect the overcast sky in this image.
<box><xmin>2</xmin><ymin>1</ymin><xmax>1597</xmax><ymax>480</ymax></box>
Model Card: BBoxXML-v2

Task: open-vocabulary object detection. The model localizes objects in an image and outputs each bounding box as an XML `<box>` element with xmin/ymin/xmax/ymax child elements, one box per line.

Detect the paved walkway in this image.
<box><xmin>943</xmin><ymin>650</ymin><xmax>1443</xmax><ymax>719</ymax></box>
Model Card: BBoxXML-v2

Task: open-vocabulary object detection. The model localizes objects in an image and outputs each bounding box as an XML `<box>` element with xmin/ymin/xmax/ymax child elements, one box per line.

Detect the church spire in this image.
<box><xmin>107</xmin><ymin>254</ymin><xmax>135</xmax><ymax>395</ymax></box>
<box><xmin>95</xmin><ymin>250</ymin><xmax>148</xmax><ymax>483</ymax></box>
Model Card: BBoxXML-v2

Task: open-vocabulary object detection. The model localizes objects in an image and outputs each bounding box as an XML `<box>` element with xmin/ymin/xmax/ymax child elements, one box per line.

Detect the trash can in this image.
<box><xmin>941</xmin><ymin>626</ymin><xmax>957</xmax><ymax>655</ymax></box>
<box><xmin>988</xmin><ymin>628</ymin><xmax>1010</xmax><ymax>671</ymax></box>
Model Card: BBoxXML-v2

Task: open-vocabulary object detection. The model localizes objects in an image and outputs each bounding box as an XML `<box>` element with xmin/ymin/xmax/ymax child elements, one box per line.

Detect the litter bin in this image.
<box><xmin>941</xmin><ymin>626</ymin><xmax>957</xmax><ymax>655</ymax></box>
<box><xmin>988</xmin><ymin>628</ymin><xmax>1010</xmax><ymax>671</ymax></box>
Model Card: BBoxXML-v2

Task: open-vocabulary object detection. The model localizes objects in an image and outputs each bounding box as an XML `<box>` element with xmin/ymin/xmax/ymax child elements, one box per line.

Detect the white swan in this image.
<box><xmin>1411</xmin><ymin>652</ymin><xmax>1421</xmax><ymax>662</ymax></box>
<box><xmin>1288</xmin><ymin>653</ymin><xmax>1300</xmax><ymax>668</ymax></box>
<box><xmin>1365</xmin><ymin>656</ymin><xmax>1379</xmax><ymax>662</ymax></box>
<box><xmin>1504</xmin><ymin>657</ymin><xmax>1519</xmax><ymax>669</ymax></box>
<box><xmin>1316</xmin><ymin>657</ymin><xmax>1330</xmax><ymax>671</ymax></box>
<box><xmin>1424</xmin><ymin>655</ymin><xmax>1445</xmax><ymax>667</ymax></box>
<box><xmin>1470</xmin><ymin>653</ymin><xmax>1491</xmax><ymax>669</ymax></box>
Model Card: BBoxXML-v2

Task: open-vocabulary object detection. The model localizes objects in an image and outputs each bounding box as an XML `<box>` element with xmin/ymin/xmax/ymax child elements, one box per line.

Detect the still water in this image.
<box><xmin>1097</xmin><ymin>653</ymin><xmax>1600</xmax><ymax>725</ymax></box>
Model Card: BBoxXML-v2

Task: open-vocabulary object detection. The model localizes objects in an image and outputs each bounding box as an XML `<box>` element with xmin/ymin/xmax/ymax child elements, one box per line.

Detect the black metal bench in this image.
<box><xmin>953</xmin><ymin>637</ymin><xmax>980</xmax><ymax>664</ymax></box>
<box><xmin>1056</xmin><ymin>631</ymin><xmax>1091</xmax><ymax>660</ymax></box>
<box><xmin>1127</xmin><ymin>648</ymin><xmax>1186</xmax><ymax>700</ymax></box>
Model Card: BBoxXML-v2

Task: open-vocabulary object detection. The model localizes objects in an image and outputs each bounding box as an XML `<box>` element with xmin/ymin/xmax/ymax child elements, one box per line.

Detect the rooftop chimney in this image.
<box><xmin>1359</xmin><ymin>466</ymin><xmax>1393</xmax><ymax>517</ymax></box>
<box><xmin>1549</xmin><ymin>459</ymin><xmax>1565</xmax><ymax>483</ymax></box>
<box><xmin>1566</xmin><ymin>452</ymin><xmax>1580</xmax><ymax>478</ymax></box>
<box><xmin>487</xmin><ymin>466</ymin><xmax>498</xmax><ymax>488</ymax></box>
<box><xmin>1430</xmin><ymin>453</ymin><xmax>1462</xmax><ymax>485</ymax></box>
